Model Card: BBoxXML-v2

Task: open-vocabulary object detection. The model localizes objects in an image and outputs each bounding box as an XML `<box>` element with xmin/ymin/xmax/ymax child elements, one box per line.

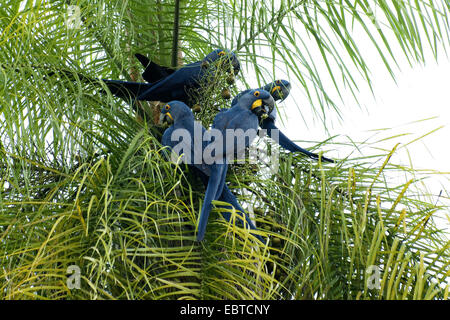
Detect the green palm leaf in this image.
<box><xmin>1</xmin><ymin>0</ymin><xmax>449</xmax><ymax>299</ymax></box>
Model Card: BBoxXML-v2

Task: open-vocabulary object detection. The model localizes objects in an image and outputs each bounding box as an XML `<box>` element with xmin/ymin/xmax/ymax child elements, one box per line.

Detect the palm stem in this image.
<box><xmin>171</xmin><ymin>0</ymin><xmax>181</xmax><ymax>68</ymax></box>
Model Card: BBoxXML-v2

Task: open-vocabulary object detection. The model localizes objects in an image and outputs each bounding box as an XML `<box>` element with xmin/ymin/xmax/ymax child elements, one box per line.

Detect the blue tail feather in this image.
<box><xmin>262</xmin><ymin>119</ymin><xmax>334</xmax><ymax>163</ymax></box>
<box><xmin>101</xmin><ymin>79</ymin><xmax>153</xmax><ymax>102</ymax></box>
<box><xmin>219</xmin><ymin>186</ymin><xmax>265</xmax><ymax>243</ymax></box>
<box><xmin>192</xmin><ymin>166</ymin><xmax>264</xmax><ymax>243</ymax></box>
<box><xmin>196</xmin><ymin>164</ymin><xmax>227</xmax><ymax>241</ymax></box>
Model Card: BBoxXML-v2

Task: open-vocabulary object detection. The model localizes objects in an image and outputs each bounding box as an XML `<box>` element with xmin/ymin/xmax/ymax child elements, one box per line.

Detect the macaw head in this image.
<box><xmin>159</xmin><ymin>100</ymin><xmax>193</xmax><ymax>125</ymax></box>
<box><xmin>236</xmin><ymin>89</ymin><xmax>275</xmax><ymax>119</ymax></box>
<box><xmin>263</xmin><ymin>80</ymin><xmax>291</xmax><ymax>102</ymax></box>
<box><xmin>202</xmin><ymin>49</ymin><xmax>241</xmax><ymax>75</ymax></box>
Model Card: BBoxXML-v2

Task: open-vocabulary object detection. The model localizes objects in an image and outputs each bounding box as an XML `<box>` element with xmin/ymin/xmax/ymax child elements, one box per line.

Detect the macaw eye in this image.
<box><xmin>254</xmin><ymin>91</ymin><xmax>260</xmax><ymax>97</ymax></box>
<box><xmin>218</xmin><ymin>51</ymin><xmax>226</xmax><ymax>56</ymax></box>
<box><xmin>276</xmin><ymin>80</ymin><xmax>281</xmax><ymax>85</ymax></box>
<box><xmin>165</xmin><ymin>104</ymin><xmax>171</xmax><ymax>110</ymax></box>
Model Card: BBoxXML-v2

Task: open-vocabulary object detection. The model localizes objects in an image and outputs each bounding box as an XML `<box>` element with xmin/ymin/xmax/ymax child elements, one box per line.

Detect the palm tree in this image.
<box><xmin>0</xmin><ymin>0</ymin><xmax>449</xmax><ymax>299</ymax></box>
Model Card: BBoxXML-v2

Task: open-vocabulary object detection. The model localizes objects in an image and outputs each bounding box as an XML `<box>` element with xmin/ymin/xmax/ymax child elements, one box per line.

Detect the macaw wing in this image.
<box><xmin>137</xmin><ymin>65</ymin><xmax>201</xmax><ymax>102</ymax></box>
<box><xmin>135</xmin><ymin>53</ymin><xmax>150</xmax><ymax>68</ymax></box>
<box><xmin>163</xmin><ymin>123</ymin><xmax>211</xmax><ymax>174</ymax></box>
<box><xmin>162</xmin><ymin>126</ymin><xmax>192</xmax><ymax>163</ymax></box>
<box><xmin>211</xmin><ymin>108</ymin><xmax>229</xmax><ymax>130</ymax></box>
<box><xmin>207</xmin><ymin>109</ymin><xmax>258</xmax><ymax>163</ymax></box>
<box><xmin>143</xmin><ymin>61</ymin><xmax>175</xmax><ymax>83</ymax></box>
<box><xmin>261</xmin><ymin>119</ymin><xmax>334</xmax><ymax>163</ymax></box>
<box><xmin>101</xmin><ymin>79</ymin><xmax>153</xmax><ymax>102</ymax></box>
<box><xmin>135</xmin><ymin>54</ymin><xmax>176</xmax><ymax>83</ymax></box>
<box><xmin>161</xmin><ymin>126</ymin><xmax>174</xmax><ymax>148</ymax></box>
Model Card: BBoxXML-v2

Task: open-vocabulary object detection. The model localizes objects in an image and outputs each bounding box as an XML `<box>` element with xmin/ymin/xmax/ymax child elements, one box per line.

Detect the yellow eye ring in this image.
<box><xmin>165</xmin><ymin>104</ymin><xmax>171</xmax><ymax>110</ymax></box>
<box><xmin>276</xmin><ymin>80</ymin><xmax>281</xmax><ymax>84</ymax></box>
<box><xmin>218</xmin><ymin>51</ymin><xmax>226</xmax><ymax>56</ymax></box>
<box><xmin>254</xmin><ymin>91</ymin><xmax>260</xmax><ymax>97</ymax></box>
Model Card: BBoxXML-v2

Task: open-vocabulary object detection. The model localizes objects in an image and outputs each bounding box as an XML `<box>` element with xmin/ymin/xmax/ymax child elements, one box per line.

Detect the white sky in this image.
<box><xmin>239</xmin><ymin>3</ymin><xmax>450</xmax><ymax>235</ymax></box>
<box><xmin>280</xmin><ymin>54</ymin><xmax>450</xmax><ymax>175</ymax></box>
<box><xmin>273</xmin><ymin>39</ymin><xmax>450</xmax><ymax>234</ymax></box>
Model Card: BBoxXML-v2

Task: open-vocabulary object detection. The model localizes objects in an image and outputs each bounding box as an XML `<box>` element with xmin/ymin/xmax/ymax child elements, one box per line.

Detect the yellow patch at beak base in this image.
<box><xmin>271</xmin><ymin>86</ymin><xmax>281</xmax><ymax>94</ymax></box>
<box><xmin>251</xmin><ymin>99</ymin><xmax>262</xmax><ymax>110</ymax></box>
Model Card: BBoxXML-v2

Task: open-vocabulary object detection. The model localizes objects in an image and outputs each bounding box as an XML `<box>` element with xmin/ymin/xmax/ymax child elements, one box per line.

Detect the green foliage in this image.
<box><xmin>0</xmin><ymin>0</ymin><xmax>449</xmax><ymax>299</ymax></box>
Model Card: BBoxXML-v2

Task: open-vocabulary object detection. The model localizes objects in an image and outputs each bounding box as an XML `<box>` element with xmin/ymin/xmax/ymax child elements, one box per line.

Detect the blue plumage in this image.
<box><xmin>134</xmin><ymin>53</ymin><xmax>175</xmax><ymax>83</ymax></box>
<box><xmin>100</xmin><ymin>49</ymin><xmax>333</xmax><ymax>241</ymax></box>
<box><xmin>198</xmin><ymin>89</ymin><xmax>274</xmax><ymax>241</ymax></box>
<box><xmin>193</xmin><ymin>167</ymin><xmax>262</xmax><ymax>240</ymax></box>
<box><xmin>207</xmin><ymin>89</ymin><xmax>275</xmax><ymax>162</ymax></box>
<box><xmin>102</xmin><ymin>49</ymin><xmax>240</xmax><ymax>105</ymax></box>
<box><xmin>160</xmin><ymin>100</ymin><xmax>265</xmax><ymax>242</ymax></box>
<box><xmin>233</xmin><ymin>80</ymin><xmax>334</xmax><ymax>163</ymax></box>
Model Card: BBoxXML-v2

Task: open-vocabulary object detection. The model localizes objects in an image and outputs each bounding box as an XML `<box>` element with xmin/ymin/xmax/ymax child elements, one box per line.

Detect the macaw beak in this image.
<box><xmin>251</xmin><ymin>97</ymin><xmax>273</xmax><ymax>119</ymax></box>
<box><xmin>159</xmin><ymin>112</ymin><xmax>173</xmax><ymax>125</ymax></box>
<box><xmin>232</xmin><ymin>59</ymin><xmax>240</xmax><ymax>75</ymax></box>
<box><xmin>251</xmin><ymin>99</ymin><xmax>262</xmax><ymax>110</ymax></box>
<box><xmin>250</xmin><ymin>99</ymin><xmax>265</xmax><ymax>117</ymax></box>
<box><xmin>221</xmin><ymin>58</ymin><xmax>240</xmax><ymax>76</ymax></box>
<box><xmin>262</xmin><ymin>95</ymin><xmax>275</xmax><ymax>115</ymax></box>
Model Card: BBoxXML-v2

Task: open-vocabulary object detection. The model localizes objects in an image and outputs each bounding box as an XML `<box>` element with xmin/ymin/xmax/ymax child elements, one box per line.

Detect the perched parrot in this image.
<box><xmin>195</xmin><ymin>89</ymin><xmax>274</xmax><ymax>241</ymax></box>
<box><xmin>160</xmin><ymin>98</ymin><xmax>269</xmax><ymax>242</ymax></box>
<box><xmin>102</xmin><ymin>49</ymin><xmax>240</xmax><ymax>105</ymax></box>
<box><xmin>232</xmin><ymin>80</ymin><xmax>334</xmax><ymax>163</ymax></box>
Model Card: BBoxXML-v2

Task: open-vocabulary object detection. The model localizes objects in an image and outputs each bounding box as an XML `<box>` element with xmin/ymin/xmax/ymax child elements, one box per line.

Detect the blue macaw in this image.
<box><xmin>231</xmin><ymin>79</ymin><xmax>291</xmax><ymax>107</ymax></box>
<box><xmin>209</xmin><ymin>89</ymin><xmax>274</xmax><ymax>160</ymax></box>
<box><xmin>160</xmin><ymin>99</ymin><xmax>268</xmax><ymax>242</ymax></box>
<box><xmin>102</xmin><ymin>49</ymin><xmax>240</xmax><ymax>105</ymax></box>
<box><xmin>233</xmin><ymin>80</ymin><xmax>334</xmax><ymax>163</ymax></box>
<box><xmin>195</xmin><ymin>89</ymin><xmax>274</xmax><ymax>241</ymax></box>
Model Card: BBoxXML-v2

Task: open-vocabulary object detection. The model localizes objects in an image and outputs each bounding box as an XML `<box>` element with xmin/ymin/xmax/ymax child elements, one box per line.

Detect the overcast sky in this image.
<box><xmin>280</xmin><ymin>54</ymin><xmax>450</xmax><ymax>173</ymax></box>
<box><xmin>235</xmin><ymin>3</ymin><xmax>449</xmax><ymax>234</ymax></box>
<box><xmin>273</xmin><ymin>41</ymin><xmax>450</xmax><ymax>232</ymax></box>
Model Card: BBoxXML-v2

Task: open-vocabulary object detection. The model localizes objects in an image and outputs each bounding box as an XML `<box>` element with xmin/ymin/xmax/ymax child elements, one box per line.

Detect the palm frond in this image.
<box><xmin>1</xmin><ymin>0</ymin><xmax>449</xmax><ymax>300</ymax></box>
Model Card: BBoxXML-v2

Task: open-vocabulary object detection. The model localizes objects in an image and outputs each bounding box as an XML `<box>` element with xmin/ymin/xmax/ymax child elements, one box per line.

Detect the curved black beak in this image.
<box><xmin>262</xmin><ymin>95</ymin><xmax>275</xmax><ymax>116</ymax></box>
<box><xmin>159</xmin><ymin>113</ymin><xmax>174</xmax><ymax>125</ymax></box>
<box><xmin>271</xmin><ymin>83</ymin><xmax>291</xmax><ymax>102</ymax></box>
<box><xmin>250</xmin><ymin>99</ymin><xmax>266</xmax><ymax>119</ymax></box>
<box><xmin>232</xmin><ymin>58</ymin><xmax>240</xmax><ymax>75</ymax></box>
<box><xmin>218</xmin><ymin>54</ymin><xmax>240</xmax><ymax>76</ymax></box>
<box><xmin>252</xmin><ymin>106</ymin><xmax>267</xmax><ymax>118</ymax></box>
<box><xmin>251</xmin><ymin>95</ymin><xmax>275</xmax><ymax>120</ymax></box>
